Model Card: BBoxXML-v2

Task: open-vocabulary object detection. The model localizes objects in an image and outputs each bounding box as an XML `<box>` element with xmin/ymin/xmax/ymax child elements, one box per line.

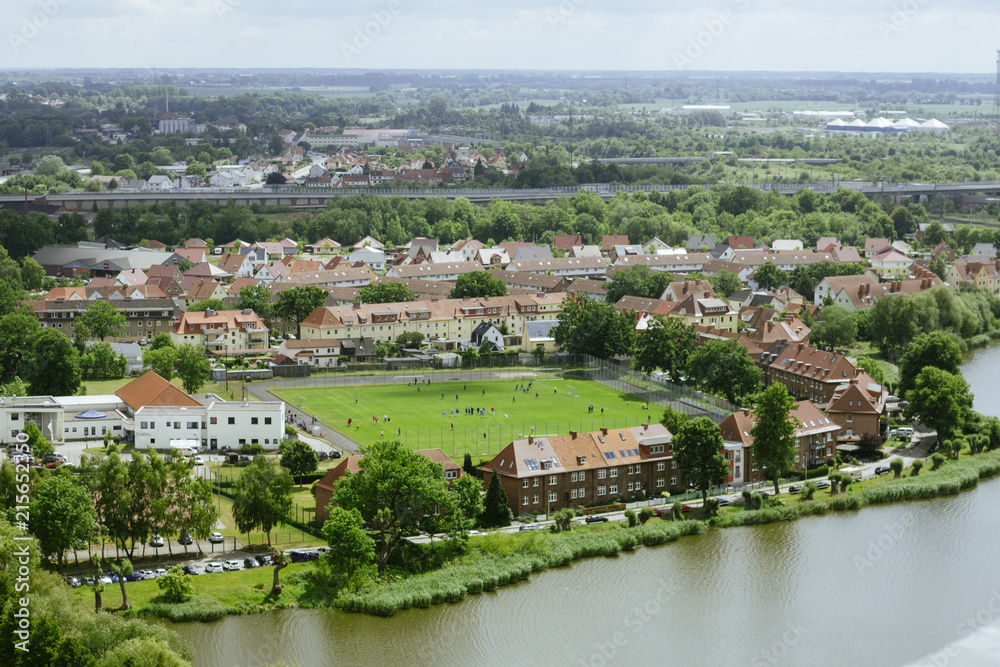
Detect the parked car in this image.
<box><xmin>208</xmin><ymin>531</ymin><xmax>224</xmax><ymax>544</ymax></box>
<box><xmin>789</xmin><ymin>485</ymin><xmax>802</xmax><ymax>494</ymax></box>
<box><xmin>239</xmin><ymin>454</ymin><xmax>251</xmax><ymax>462</ymax></box>
<box><xmin>243</xmin><ymin>558</ymin><xmax>260</xmax><ymax>569</ymax></box>
<box><xmin>194</xmin><ymin>455</ymin><xmax>205</xmax><ymax>466</ymax></box>
<box><xmin>585</xmin><ymin>515</ymin><xmax>609</xmax><ymax>523</ymax></box>
<box><xmin>222</xmin><ymin>560</ymin><xmax>243</xmax><ymax>571</ymax></box>
<box><xmin>98</xmin><ymin>575</ymin><xmax>113</xmax><ymax>585</ymax></box>
<box><xmin>519</xmin><ymin>524</ymin><xmax>544</xmax><ymax>531</ymax></box>
<box><xmin>256</xmin><ymin>554</ymin><xmax>273</xmax><ymax>566</ymax></box>
<box><xmin>82</xmin><ymin>576</ymin><xmax>95</xmax><ymax>586</ymax></box>
<box><xmin>679</xmin><ymin>505</ymin><xmax>693</xmax><ymax>512</ymax></box>
<box><xmin>314</xmin><ymin>546</ymin><xmax>331</xmax><ymax>554</ymax></box>
<box><xmin>330</xmin><ymin>450</ymin><xmax>342</xmax><ymax>459</ymax></box>
<box><xmin>178</xmin><ymin>532</ymin><xmax>193</xmax><ymax>545</ymax></box>
<box><xmin>717</xmin><ymin>498</ymin><xmax>731</xmax><ymax>506</ymax></box>
<box><xmin>137</xmin><ymin>570</ymin><xmax>155</xmax><ymax>580</ymax></box>
<box><xmin>155</xmin><ymin>568</ymin><xmax>168</xmax><ymax>577</ymax></box>
<box><xmin>815</xmin><ymin>481</ymin><xmax>831</xmax><ymax>489</ymax></box>
<box><xmin>874</xmin><ymin>465</ymin><xmax>891</xmax><ymax>476</ymax></box>
<box><xmin>204</xmin><ymin>562</ymin><xmax>224</xmax><ymax>573</ymax></box>
<box><xmin>148</xmin><ymin>534</ymin><xmax>164</xmax><ymax>547</ymax></box>
<box><xmin>181</xmin><ymin>565</ymin><xmax>200</xmax><ymax>575</ymax></box>
<box><xmin>124</xmin><ymin>572</ymin><xmax>144</xmax><ymax>582</ymax></box>
<box><xmin>65</xmin><ymin>576</ymin><xmax>81</xmax><ymax>588</ymax></box>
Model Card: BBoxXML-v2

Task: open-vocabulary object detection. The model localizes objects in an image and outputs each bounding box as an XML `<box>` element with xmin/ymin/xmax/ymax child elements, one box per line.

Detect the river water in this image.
<box><xmin>166</xmin><ymin>349</ymin><xmax>1000</xmax><ymax>667</ymax></box>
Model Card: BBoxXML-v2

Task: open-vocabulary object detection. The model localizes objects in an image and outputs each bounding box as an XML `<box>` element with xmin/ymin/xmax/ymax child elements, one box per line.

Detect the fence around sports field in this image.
<box><xmin>265</xmin><ymin>353</ymin><xmax>738</xmax><ymax>461</ymax></box>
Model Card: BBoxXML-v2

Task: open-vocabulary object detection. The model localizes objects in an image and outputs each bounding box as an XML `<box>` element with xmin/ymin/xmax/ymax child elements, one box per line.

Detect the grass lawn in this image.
<box><xmin>206</xmin><ymin>491</ymin><xmax>323</xmax><ymax>550</ymax></box>
<box><xmin>272</xmin><ymin>378</ymin><xmax>658</xmax><ymax>462</ymax></box>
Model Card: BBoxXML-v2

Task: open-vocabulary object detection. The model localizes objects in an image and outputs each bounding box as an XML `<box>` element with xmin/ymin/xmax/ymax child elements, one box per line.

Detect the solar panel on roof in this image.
<box><xmin>604</xmin><ymin>451</ymin><xmax>616</xmax><ymax>460</ymax></box>
<box><xmin>619</xmin><ymin>450</ymin><xmax>627</xmax><ymax>458</ymax></box>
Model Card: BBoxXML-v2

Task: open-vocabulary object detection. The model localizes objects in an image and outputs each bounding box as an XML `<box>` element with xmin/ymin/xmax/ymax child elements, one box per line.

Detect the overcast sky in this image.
<box><xmin>4</xmin><ymin>0</ymin><xmax>997</xmax><ymax>73</ymax></box>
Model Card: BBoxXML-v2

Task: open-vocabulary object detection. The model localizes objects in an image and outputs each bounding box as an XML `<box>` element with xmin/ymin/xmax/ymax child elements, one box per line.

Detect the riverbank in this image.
<box><xmin>72</xmin><ymin>447</ymin><xmax>1000</xmax><ymax>621</ymax></box>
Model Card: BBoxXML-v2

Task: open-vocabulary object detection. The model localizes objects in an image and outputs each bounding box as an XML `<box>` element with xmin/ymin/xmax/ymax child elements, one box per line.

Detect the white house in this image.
<box><xmin>144</xmin><ymin>175</ymin><xmax>174</xmax><ymax>191</ymax></box>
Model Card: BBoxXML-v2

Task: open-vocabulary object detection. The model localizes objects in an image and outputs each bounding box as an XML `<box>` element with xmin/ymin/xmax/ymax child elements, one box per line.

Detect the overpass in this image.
<box><xmin>3</xmin><ymin>180</ymin><xmax>1000</xmax><ymax>211</ymax></box>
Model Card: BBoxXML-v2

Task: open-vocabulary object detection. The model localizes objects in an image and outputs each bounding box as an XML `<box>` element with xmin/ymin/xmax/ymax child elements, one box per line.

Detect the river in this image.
<box><xmin>165</xmin><ymin>349</ymin><xmax>1000</xmax><ymax>667</ymax></box>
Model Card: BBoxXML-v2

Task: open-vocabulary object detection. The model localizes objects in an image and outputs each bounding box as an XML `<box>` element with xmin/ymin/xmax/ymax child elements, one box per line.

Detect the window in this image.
<box><xmin>656</xmin><ymin>478</ymin><xmax>665</xmax><ymax>488</ymax></box>
<box><xmin>251</xmin><ymin>417</ymin><xmax>259</xmax><ymax>425</ymax></box>
<box><xmin>265</xmin><ymin>417</ymin><xmax>271</xmax><ymax>425</ymax></box>
<box><xmin>627</xmin><ymin>482</ymin><xmax>634</xmax><ymax>492</ymax></box>
<box><xmin>671</xmin><ymin>461</ymin><xmax>677</xmax><ymax>469</ymax></box>
<box><xmin>650</xmin><ymin>444</ymin><xmax>663</xmax><ymax>454</ymax></box>
<box><xmin>571</xmin><ymin>472</ymin><xmax>578</xmax><ymax>482</ymax></box>
<box><xmin>522</xmin><ymin>496</ymin><xmax>529</xmax><ymax>506</ymax></box>
<box><xmin>670</xmin><ymin>476</ymin><xmax>677</xmax><ymax>485</ymax></box>
<box><xmin>578</xmin><ymin>471</ymin><xmax>584</xmax><ymax>481</ymax></box>
<box><xmin>548</xmin><ymin>475</ymin><xmax>557</xmax><ymax>485</ymax></box>
<box><xmin>187</xmin><ymin>422</ymin><xmax>197</xmax><ymax>429</ymax></box>
<box><xmin>610</xmin><ymin>468</ymin><xmax>618</xmax><ymax>478</ymax></box>
<box><xmin>735</xmin><ymin>466</ymin><xmax>740</xmax><ymax>477</ymax></box>
<box><xmin>627</xmin><ymin>465</ymin><xmax>634</xmax><ymax>475</ymax></box>
<box><xmin>140</xmin><ymin>421</ymin><xmax>148</xmax><ymax>429</ymax></box>
<box><xmin>597</xmin><ymin>469</ymin><xmax>606</xmax><ymax>479</ymax></box>
<box><xmin>609</xmin><ymin>484</ymin><xmax>618</xmax><ymax>495</ymax></box>
<box><xmin>597</xmin><ymin>486</ymin><xmax>606</xmax><ymax>496</ymax></box>
<box><xmin>522</xmin><ymin>479</ymin><xmax>529</xmax><ymax>489</ymax></box>
<box><xmin>210</xmin><ymin>417</ymin><xmax>217</xmax><ymax>425</ymax></box>
<box><xmin>10</xmin><ymin>413</ymin><xmax>17</xmax><ymax>421</ymax></box>
<box><xmin>228</xmin><ymin>417</ymin><xmax>235</xmax><ymax>425</ymax></box>
<box><xmin>533</xmin><ymin>478</ymin><xmax>539</xmax><ymax>487</ymax></box>
<box><xmin>149</xmin><ymin>438</ymin><xmax>155</xmax><ymax>444</ymax></box>
<box><xmin>446</xmin><ymin>470</ymin><xmax>457</xmax><ymax>480</ymax></box>
<box><xmin>656</xmin><ymin>462</ymin><xmax>665</xmax><ymax>471</ymax></box>
<box><xmin>846</xmin><ymin>414</ymin><xmax>853</xmax><ymax>423</ymax></box>
<box><xmin>570</xmin><ymin>489</ymin><xmax>578</xmax><ymax>499</ymax></box>
<box><xmin>532</xmin><ymin>494</ymin><xmax>539</xmax><ymax>504</ymax></box>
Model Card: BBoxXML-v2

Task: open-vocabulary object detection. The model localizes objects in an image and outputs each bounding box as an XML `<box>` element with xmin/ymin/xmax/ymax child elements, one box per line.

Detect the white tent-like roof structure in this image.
<box><xmin>917</xmin><ymin>119</ymin><xmax>950</xmax><ymax>133</ymax></box>
<box><xmin>866</xmin><ymin>117</ymin><xmax>894</xmax><ymax>128</ymax></box>
<box><xmin>893</xmin><ymin>117</ymin><xmax>921</xmax><ymax>129</ymax></box>
<box><xmin>846</xmin><ymin>119</ymin><xmax>867</xmax><ymax>128</ymax></box>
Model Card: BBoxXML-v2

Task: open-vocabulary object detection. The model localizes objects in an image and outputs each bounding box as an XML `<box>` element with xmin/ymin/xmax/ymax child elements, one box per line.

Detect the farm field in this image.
<box><xmin>272</xmin><ymin>377</ymin><xmax>658</xmax><ymax>462</ymax></box>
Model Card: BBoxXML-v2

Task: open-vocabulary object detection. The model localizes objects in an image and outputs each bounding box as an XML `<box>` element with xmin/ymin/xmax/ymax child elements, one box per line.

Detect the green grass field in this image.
<box><xmin>273</xmin><ymin>378</ymin><xmax>659</xmax><ymax>462</ymax></box>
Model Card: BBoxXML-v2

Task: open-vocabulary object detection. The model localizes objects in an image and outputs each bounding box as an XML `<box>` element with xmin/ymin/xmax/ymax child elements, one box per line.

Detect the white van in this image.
<box><xmin>895</xmin><ymin>427</ymin><xmax>914</xmax><ymax>438</ymax></box>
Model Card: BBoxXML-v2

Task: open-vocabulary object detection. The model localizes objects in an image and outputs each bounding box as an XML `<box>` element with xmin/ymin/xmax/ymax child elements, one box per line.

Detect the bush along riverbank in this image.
<box><xmin>336</xmin><ymin>520</ymin><xmax>705</xmax><ymax>617</ymax></box>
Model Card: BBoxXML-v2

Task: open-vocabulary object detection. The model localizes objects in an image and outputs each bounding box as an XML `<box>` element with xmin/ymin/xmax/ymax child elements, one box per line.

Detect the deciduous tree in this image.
<box><xmin>898</xmin><ymin>331</ymin><xmax>962</xmax><ymax>397</ymax></box>
<box><xmin>232</xmin><ymin>456</ymin><xmax>293</xmax><ymax>547</ymax></box>
<box><xmin>750</xmin><ymin>383</ymin><xmax>799</xmax><ymax>495</ymax></box>
<box><xmin>76</xmin><ymin>300</ymin><xmax>126</xmax><ymax>341</ymax></box>
<box><xmin>174</xmin><ymin>343</ymin><xmax>210</xmax><ymax>394</ymax></box>
<box><xmin>671</xmin><ymin>417</ymin><xmax>729</xmax><ymax>504</ymax></box>
<box><xmin>274</xmin><ymin>286</ymin><xmax>328</xmax><ymax>337</ymax></box>
<box><xmin>904</xmin><ymin>367</ymin><xmax>973</xmax><ymax>442</ymax></box>
<box><xmin>634</xmin><ymin>315</ymin><xmax>697</xmax><ymax>381</ymax></box>
<box><xmin>685</xmin><ymin>338</ymin><xmax>761</xmax><ymax>405</ymax></box>
<box><xmin>449</xmin><ymin>270</ymin><xmax>508</xmax><ymax>299</ymax></box>
<box><xmin>30</xmin><ymin>474</ymin><xmax>97</xmax><ymax>571</ymax></box>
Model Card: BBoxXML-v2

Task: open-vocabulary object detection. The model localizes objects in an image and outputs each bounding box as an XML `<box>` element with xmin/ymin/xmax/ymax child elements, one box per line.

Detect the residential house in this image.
<box><xmin>686</xmin><ymin>235</ymin><xmax>716</xmax><ymax>252</ymax></box>
<box><xmin>171</xmin><ymin>308</ymin><xmax>270</xmax><ymax>357</ymax></box>
<box><xmin>348</xmin><ymin>249</ymin><xmax>387</xmax><ymax>272</ymax></box>
<box><xmin>721</xmin><ymin>401</ymin><xmax>841</xmax><ymax>480</ymax></box>
<box><xmin>757</xmin><ymin>342</ymin><xmax>859</xmax><ymax>405</ymax></box>
<box><xmin>660</xmin><ymin>293</ymin><xmax>737</xmax><ymax>332</ymax></box>
<box><xmin>469</xmin><ymin>322</ymin><xmax>504</xmax><ymax>352</ymax></box>
<box><xmin>728</xmin><ymin>235</ymin><xmax>754</xmax><ymax>250</ymax></box>
<box><xmin>219</xmin><ymin>253</ymin><xmax>255</xmax><ymax>278</ymax></box>
<box><xmin>553</xmin><ymin>234</ymin><xmax>583</xmax><ymax>251</ymax></box>
<box><xmin>277</xmin><ymin>339</ymin><xmax>342</xmax><ymax>367</ymax></box>
<box><xmin>273</xmin><ymin>268</ymin><xmax>372</xmax><ymax>289</ymax></box>
<box><xmin>353</xmin><ymin>235</ymin><xmax>384</xmax><ymax>252</ymax></box>
<box><xmin>661</xmin><ymin>280</ymin><xmax>714</xmax><ymax>302</ymax></box>
<box><xmin>946</xmin><ymin>261</ymin><xmax>1000</xmax><ymax>293</ymax></box>
<box><xmin>825</xmin><ymin>373</ymin><xmax>887</xmax><ymax>440</ymax></box>
<box><xmin>35</xmin><ymin>298</ymin><xmax>179</xmax><ymax>344</ymax></box>
<box><xmin>307</xmin><ymin>238</ymin><xmax>342</xmax><ymax>255</ymax></box>
<box><xmin>480</xmin><ymin>424</ymin><xmax>674</xmax><ymax>515</ymax></box>
<box><xmin>601</xmin><ymin>235</ymin><xmax>630</xmax><ymax>255</ymax></box>
<box><xmin>477</xmin><ymin>248</ymin><xmax>510</xmax><ymax>268</ymax></box>
<box><xmin>506</xmin><ymin>257</ymin><xmax>607</xmax><ymax>279</ymax></box>
<box><xmin>865</xmin><ymin>238</ymin><xmax>891</xmax><ymax>258</ymax></box>
<box><xmin>814</xmin><ymin>273</ymin><xmax>879</xmax><ymax>306</ymax></box>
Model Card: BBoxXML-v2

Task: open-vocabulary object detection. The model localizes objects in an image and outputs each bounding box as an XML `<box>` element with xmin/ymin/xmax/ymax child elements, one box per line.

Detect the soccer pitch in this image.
<box><xmin>272</xmin><ymin>378</ymin><xmax>659</xmax><ymax>462</ymax></box>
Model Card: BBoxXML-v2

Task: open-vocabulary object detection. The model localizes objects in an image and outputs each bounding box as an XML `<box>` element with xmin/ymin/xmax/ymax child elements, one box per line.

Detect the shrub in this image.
<box><xmin>889</xmin><ymin>458</ymin><xmax>904</xmax><ymax>479</ymax></box>
<box><xmin>638</xmin><ymin>507</ymin><xmax>653</xmax><ymax>524</ymax></box>
<box><xmin>672</xmin><ymin>501</ymin><xmax>683</xmax><ymax>520</ymax></box>
<box><xmin>155</xmin><ymin>567</ymin><xmax>194</xmax><ymax>603</ymax></box>
<box><xmin>930</xmin><ymin>453</ymin><xmax>946</xmax><ymax>470</ymax></box>
<box><xmin>911</xmin><ymin>459</ymin><xmax>924</xmax><ymax>476</ymax></box>
<box><xmin>624</xmin><ymin>510</ymin><xmax>637</xmax><ymax>527</ymax></box>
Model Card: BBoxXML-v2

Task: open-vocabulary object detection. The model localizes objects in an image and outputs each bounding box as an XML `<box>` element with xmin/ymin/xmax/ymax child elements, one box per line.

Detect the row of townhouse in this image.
<box><xmin>298</xmin><ymin>293</ymin><xmax>567</xmax><ymax>348</ymax></box>
<box><xmin>757</xmin><ymin>342</ymin><xmax>862</xmax><ymax>406</ymax></box>
<box><xmin>481</xmin><ymin>424</ymin><xmax>675</xmax><ymax>515</ymax></box>
<box><xmin>170</xmin><ymin>308</ymin><xmax>270</xmax><ymax>357</ymax></box>
<box><xmin>31</xmin><ymin>298</ymin><xmax>180</xmax><ymax>343</ymax></box>
<box><xmin>816</xmin><ymin>272</ymin><xmax>942</xmax><ymax>311</ymax></box>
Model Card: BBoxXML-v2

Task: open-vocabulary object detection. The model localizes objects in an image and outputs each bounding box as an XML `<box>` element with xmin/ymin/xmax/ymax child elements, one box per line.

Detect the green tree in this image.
<box><xmin>660</xmin><ymin>405</ymin><xmax>690</xmax><ymax>436</ymax></box>
<box><xmin>19</xmin><ymin>257</ymin><xmax>44</xmax><ymax>291</ymax></box>
<box><xmin>867</xmin><ymin>294</ymin><xmax>920</xmax><ymax>360</ymax></box>
<box><xmin>108</xmin><ymin>557</ymin><xmax>134</xmax><ymax>611</ymax></box>
<box><xmin>357</xmin><ymin>282</ymin><xmax>418</xmax><ymax>304</ymax></box>
<box><xmin>634</xmin><ymin>315</ymin><xmax>698</xmax><ymax>381</ymax></box>
<box><xmin>750</xmin><ymin>383</ymin><xmax>799</xmax><ymax>495</ymax></box>
<box><xmin>709</xmin><ymin>269</ymin><xmax>743</xmax><ymax>298</ymax></box>
<box><xmin>76</xmin><ymin>300</ymin><xmax>126</xmax><ymax>341</ymax></box>
<box><xmin>80</xmin><ymin>341</ymin><xmax>127</xmax><ymax>380</ymax></box>
<box><xmin>553</xmin><ymin>294</ymin><xmax>636</xmax><ymax>360</ymax></box>
<box><xmin>24</xmin><ymin>329</ymin><xmax>81</xmax><ymax>396</ymax></box>
<box><xmin>754</xmin><ymin>261</ymin><xmax>788</xmax><ymax>291</ymax></box>
<box><xmin>685</xmin><ymin>338</ymin><xmax>761</xmax><ymax>405</ymax></box>
<box><xmin>898</xmin><ymin>332</ymin><xmax>962</xmax><ymax>397</ymax></box>
<box><xmin>0</xmin><ymin>306</ymin><xmax>40</xmax><ymax>383</ymax></box>
<box><xmin>156</xmin><ymin>566</ymin><xmax>194</xmax><ymax>603</ymax></box>
<box><xmin>232</xmin><ymin>457</ymin><xmax>293</xmax><ymax>547</ymax></box>
<box><xmin>904</xmin><ymin>367</ymin><xmax>973</xmax><ymax>442</ymax></box>
<box><xmin>233</xmin><ymin>283</ymin><xmax>274</xmax><ymax>321</ymax></box>
<box><xmin>174</xmin><ymin>343</ymin><xmax>210</xmax><ymax>394</ymax></box>
<box><xmin>672</xmin><ymin>417</ymin><xmax>729</xmax><ymax>504</ymax></box>
<box><xmin>30</xmin><ymin>474</ymin><xmax>97</xmax><ymax>571</ymax></box>
<box><xmin>23</xmin><ymin>421</ymin><xmax>54</xmax><ymax>459</ymax></box>
<box><xmin>450</xmin><ymin>472</ymin><xmax>485</xmax><ymax>529</ymax></box>
<box><xmin>811</xmin><ymin>305</ymin><xmax>857</xmax><ymax>351</ymax></box>
<box><xmin>34</xmin><ymin>154</ymin><xmax>68</xmax><ymax>176</ymax></box>
<box><xmin>320</xmin><ymin>507</ymin><xmax>376</xmax><ymax>586</ymax></box>
<box><xmin>142</xmin><ymin>346</ymin><xmax>177</xmax><ymax>380</ymax></box>
<box><xmin>449</xmin><ymin>270</ymin><xmax>508</xmax><ymax>299</ymax></box>
<box><xmin>274</xmin><ymin>286</ymin><xmax>329</xmax><ymax>337</ymax></box>
<box><xmin>854</xmin><ymin>357</ymin><xmax>886</xmax><ymax>386</ymax></box>
<box><xmin>334</xmin><ymin>439</ymin><xmax>457</xmax><ymax>575</ymax></box>
<box><xmin>150</xmin><ymin>331</ymin><xmax>175</xmax><ymax>350</ymax></box>
<box><xmin>603</xmin><ymin>265</ymin><xmax>672</xmax><ymax>304</ymax></box>
<box><xmin>481</xmin><ymin>468</ymin><xmax>513</xmax><ymax>528</ymax></box>
<box><xmin>187</xmin><ymin>298</ymin><xmax>227</xmax><ymax>313</ymax></box>
<box><xmin>280</xmin><ymin>440</ymin><xmax>318</xmax><ymax>481</ymax></box>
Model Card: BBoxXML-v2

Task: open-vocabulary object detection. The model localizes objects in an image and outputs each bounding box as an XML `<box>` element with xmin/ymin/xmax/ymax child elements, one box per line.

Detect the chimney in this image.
<box><xmin>569</xmin><ymin>430</ymin><xmax>577</xmax><ymax>439</ymax></box>
<box><xmin>353</xmin><ymin>302</ymin><xmax>361</xmax><ymax>309</ymax></box>
<box><xmin>643</xmin><ymin>423</ymin><xmax>649</xmax><ymax>431</ymax></box>
<box><xmin>528</xmin><ymin>435</ymin><xmax>533</xmax><ymax>445</ymax></box>
<box><xmin>600</xmin><ymin>427</ymin><xmax>608</xmax><ymax>436</ymax></box>
<box><xmin>865</xmin><ymin>283</ymin><xmax>870</xmax><ymax>296</ymax></box>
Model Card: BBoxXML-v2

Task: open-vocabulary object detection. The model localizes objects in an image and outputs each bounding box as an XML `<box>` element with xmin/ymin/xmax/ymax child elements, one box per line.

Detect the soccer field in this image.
<box><xmin>272</xmin><ymin>378</ymin><xmax>659</xmax><ymax>463</ymax></box>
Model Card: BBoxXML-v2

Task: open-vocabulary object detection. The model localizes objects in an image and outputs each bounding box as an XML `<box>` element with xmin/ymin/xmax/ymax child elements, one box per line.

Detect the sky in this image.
<box><xmin>4</xmin><ymin>0</ymin><xmax>998</xmax><ymax>74</ymax></box>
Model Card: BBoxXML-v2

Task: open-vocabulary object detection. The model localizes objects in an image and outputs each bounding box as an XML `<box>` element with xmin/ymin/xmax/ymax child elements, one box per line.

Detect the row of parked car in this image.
<box><xmin>146</xmin><ymin>531</ymin><xmax>228</xmax><ymax>548</ymax></box>
<box><xmin>65</xmin><ymin>568</ymin><xmax>170</xmax><ymax>587</ymax></box>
